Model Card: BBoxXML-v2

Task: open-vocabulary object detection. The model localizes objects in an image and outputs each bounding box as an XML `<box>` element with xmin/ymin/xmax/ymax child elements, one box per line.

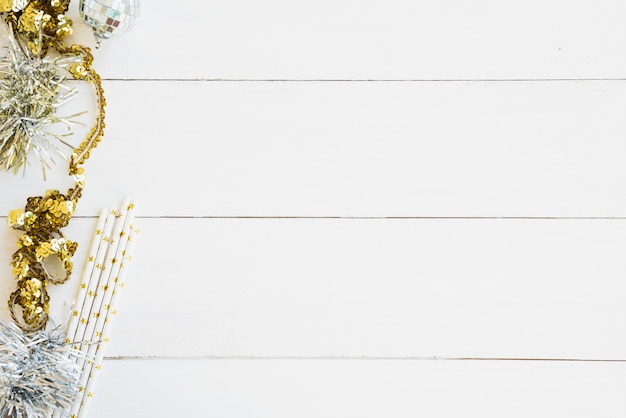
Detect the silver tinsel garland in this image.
<box><xmin>0</xmin><ymin>322</ymin><xmax>83</xmax><ymax>418</ymax></box>
<box><xmin>0</xmin><ymin>27</ymin><xmax>83</xmax><ymax>177</ymax></box>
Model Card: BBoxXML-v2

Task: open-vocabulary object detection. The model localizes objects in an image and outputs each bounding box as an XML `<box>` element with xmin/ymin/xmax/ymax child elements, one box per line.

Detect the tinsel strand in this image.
<box><xmin>3</xmin><ymin>1</ymin><xmax>107</xmax><ymax>332</ymax></box>
<box><xmin>0</xmin><ymin>322</ymin><xmax>85</xmax><ymax>418</ymax></box>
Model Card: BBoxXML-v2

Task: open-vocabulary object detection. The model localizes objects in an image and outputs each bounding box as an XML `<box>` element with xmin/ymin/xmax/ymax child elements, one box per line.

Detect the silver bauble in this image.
<box><xmin>79</xmin><ymin>0</ymin><xmax>140</xmax><ymax>47</ymax></box>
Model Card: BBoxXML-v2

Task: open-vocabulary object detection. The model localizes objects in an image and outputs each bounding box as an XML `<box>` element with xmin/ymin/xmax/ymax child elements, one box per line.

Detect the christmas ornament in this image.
<box><xmin>79</xmin><ymin>0</ymin><xmax>140</xmax><ymax>47</ymax></box>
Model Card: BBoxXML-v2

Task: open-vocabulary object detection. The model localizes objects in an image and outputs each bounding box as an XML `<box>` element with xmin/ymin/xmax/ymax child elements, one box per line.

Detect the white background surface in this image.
<box><xmin>1</xmin><ymin>1</ymin><xmax>626</xmax><ymax>416</ymax></box>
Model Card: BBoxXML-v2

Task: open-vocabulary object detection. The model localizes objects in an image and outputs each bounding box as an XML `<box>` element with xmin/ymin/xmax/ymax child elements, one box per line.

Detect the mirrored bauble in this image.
<box><xmin>79</xmin><ymin>0</ymin><xmax>140</xmax><ymax>46</ymax></box>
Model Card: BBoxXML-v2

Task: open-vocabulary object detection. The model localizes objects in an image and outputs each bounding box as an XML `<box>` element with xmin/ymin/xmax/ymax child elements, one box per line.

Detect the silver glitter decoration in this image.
<box><xmin>0</xmin><ymin>29</ymin><xmax>83</xmax><ymax>178</ymax></box>
<box><xmin>79</xmin><ymin>0</ymin><xmax>140</xmax><ymax>47</ymax></box>
<box><xmin>0</xmin><ymin>322</ymin><xmax>83</xmax><ymax>418</ymax></box>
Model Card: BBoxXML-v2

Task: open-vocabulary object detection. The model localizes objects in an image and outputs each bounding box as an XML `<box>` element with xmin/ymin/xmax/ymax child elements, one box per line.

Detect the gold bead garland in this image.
<box><xmin>2</xmin><ymin>0</ymin><xmax>106</xmax><ymax>332</ymax></box>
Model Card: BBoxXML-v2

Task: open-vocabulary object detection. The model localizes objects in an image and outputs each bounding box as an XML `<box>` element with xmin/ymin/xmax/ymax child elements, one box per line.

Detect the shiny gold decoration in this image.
<box><xmin>0</xmin><ymin>0</ymin><xmax>12</xmax><ymax>12</ymax></box>
<box><xmin>59</xmin><ymin>43</ymin><xmax>106</xmax><ymax>175</ymax></box>
<box><xmin>6</xmin><ymin>0</ymin><xmax>73</xmax><ymax>56</ymax></box>
<box><xmin>8</xmin><ymin>187</ymin><xmax>81</xmax><ymax>331</ymax></box>
<box><xmin>2</xmin><ymin>0</ymin><xmax>107</xmax><ymax>332</ymax></box>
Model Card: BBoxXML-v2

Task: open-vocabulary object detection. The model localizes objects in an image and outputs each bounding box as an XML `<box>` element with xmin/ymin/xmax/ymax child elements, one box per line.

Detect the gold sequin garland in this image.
<box><xmin>3</xmin><ymin>0</ymin><xmax>106</xmax><ymax>332</ymax></box>
<box><xmin>3</xmin><ymin>0</ymin><xmax>73</xmax><ymax>57</ymax></box>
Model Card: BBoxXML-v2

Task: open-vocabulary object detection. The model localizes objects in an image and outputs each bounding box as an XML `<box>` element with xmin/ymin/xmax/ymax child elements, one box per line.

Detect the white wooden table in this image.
<box><xmin>1</xmin><ymin>0</ymin><xmax>626</xmax><ymax>416</ymax></box>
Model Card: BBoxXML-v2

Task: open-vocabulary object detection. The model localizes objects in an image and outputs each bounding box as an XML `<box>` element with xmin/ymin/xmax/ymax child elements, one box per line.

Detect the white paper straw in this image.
<box><xmin>60</xmin><ymin>208</ymin><xmax>116</xmax><ymax>418</ymax></box>
<box><xmin>76</xmin><ymin>226</ymin><xmax>138</xmax><ymax>418</ymax></box>
<box><xmin>70</xmin><ymin>199</ymin><xmax>136</xmax><ymax>418</ymax></box>
<box><xmin>78</xmin><ymin>199</ymin><xmax>132</xmax><ymax>347</ymax></box>
<box><xmin>69</xmin><ymin>209</ymin><xmax>116</xmax><ymax>348</ymax></box>
<box><xmin>64</xmin><ymin>208</ymin><xmax>109</xmax><ymax>343</ymax></box>
<box><xmin>54</xmin><ymin>209</ymin><xmax>112</xmax><ymax>418</ymax></box>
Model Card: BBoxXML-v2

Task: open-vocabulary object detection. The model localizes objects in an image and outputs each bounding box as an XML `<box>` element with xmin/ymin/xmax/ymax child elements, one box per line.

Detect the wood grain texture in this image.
<box><xmin>2</xmin><ymin>80</ymin><xmax>626</xmax><ymax>217</ymax></box>
<box><xmin>3</xmin><ymin>217</ymin><xmax>624</xmax><ymax>361</ymax></box>
<box><xmin>90</xmin><ymin>359</ymin><xmax>626</xmax><ymax>418</ymax></box>
<box><xmin>0</xmin><ymin>1</ymin><xmax>624</xmax><ymax>416</ymax></box>
<box><xmin>107</xmin><ymin>217</ymin><xmax>626</xmax><ymax>360</ymax></box>
<box><xmin>66</xmin><ymin>0</ymin><xmax>626</xmax><ymax>80</ymax></box>
<box><xmin>3</xmin><ymin>217</ymin><xmax>620</xmax><ymax>360</ymax></box>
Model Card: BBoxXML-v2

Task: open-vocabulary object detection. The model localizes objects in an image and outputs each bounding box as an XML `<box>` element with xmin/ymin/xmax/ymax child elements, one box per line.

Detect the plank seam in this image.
<box><xmin>74</xmin><ymin>216</ymin><xmax>626</xmax><ymax>220</ymax></box>
<box><xmin>103</xmin><ymin>356</ymin><xmax>626</xmax><ymax>362</ymax></box>
<box><xmin>5</xmin><ymin>215</ymin><xmax>626</xmax><ymax>220</ymax></box>
<box><xmin>101</xmin><ymin>78</ymin><xmax>626</xmax><ymax>83</ymax></box>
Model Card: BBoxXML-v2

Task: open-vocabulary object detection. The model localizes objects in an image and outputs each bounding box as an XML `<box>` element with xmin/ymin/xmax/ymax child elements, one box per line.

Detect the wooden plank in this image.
<box><xmin>1</xmin><ymin>80</ymin><xmax>626</xmax><ymax>217</ymax></box>
<box><xmin>90</xmin><ymin>359</ymin><xmax>626</xmax><ymax>417</ymax></box>
<box><xmin>63</xmin><ymin>0</ymin><xmax>626</xmax><ymax>80</ymax></box>
<box><xmin>3</xmin><ymin>217</ymin><xmax>617</xmax><ymax>360</ymax></box>
<box><xmin>4</xmin><ymin>217</ymin><xmax>625</xmax><ymax>360</ymax></box>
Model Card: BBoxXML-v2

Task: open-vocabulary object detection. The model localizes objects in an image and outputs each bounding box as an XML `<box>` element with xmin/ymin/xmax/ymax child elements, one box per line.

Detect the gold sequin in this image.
<box><xmin>0</xmin><ymin>0</ymin><xmax>12</xmax><ymax>12</ymax></box>
<box><xmin>6</xmin><ymin>0</ymin><xmax>107</xmax><ymax>333</ymax></box>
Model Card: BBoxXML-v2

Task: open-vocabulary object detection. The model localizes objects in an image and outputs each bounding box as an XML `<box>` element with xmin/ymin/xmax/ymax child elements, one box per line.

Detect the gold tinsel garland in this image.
<box><xmin>2</xmin><ymin>0</ymin><xmax>106</xmax><ymax>332</ymax></box>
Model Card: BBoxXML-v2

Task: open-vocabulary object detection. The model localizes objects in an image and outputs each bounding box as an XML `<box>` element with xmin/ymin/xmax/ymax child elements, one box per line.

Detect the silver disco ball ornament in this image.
<box><xmin>79</xmin><ymin>0</ymin><xmax>140</xmax><ymax>47</ymax></box>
